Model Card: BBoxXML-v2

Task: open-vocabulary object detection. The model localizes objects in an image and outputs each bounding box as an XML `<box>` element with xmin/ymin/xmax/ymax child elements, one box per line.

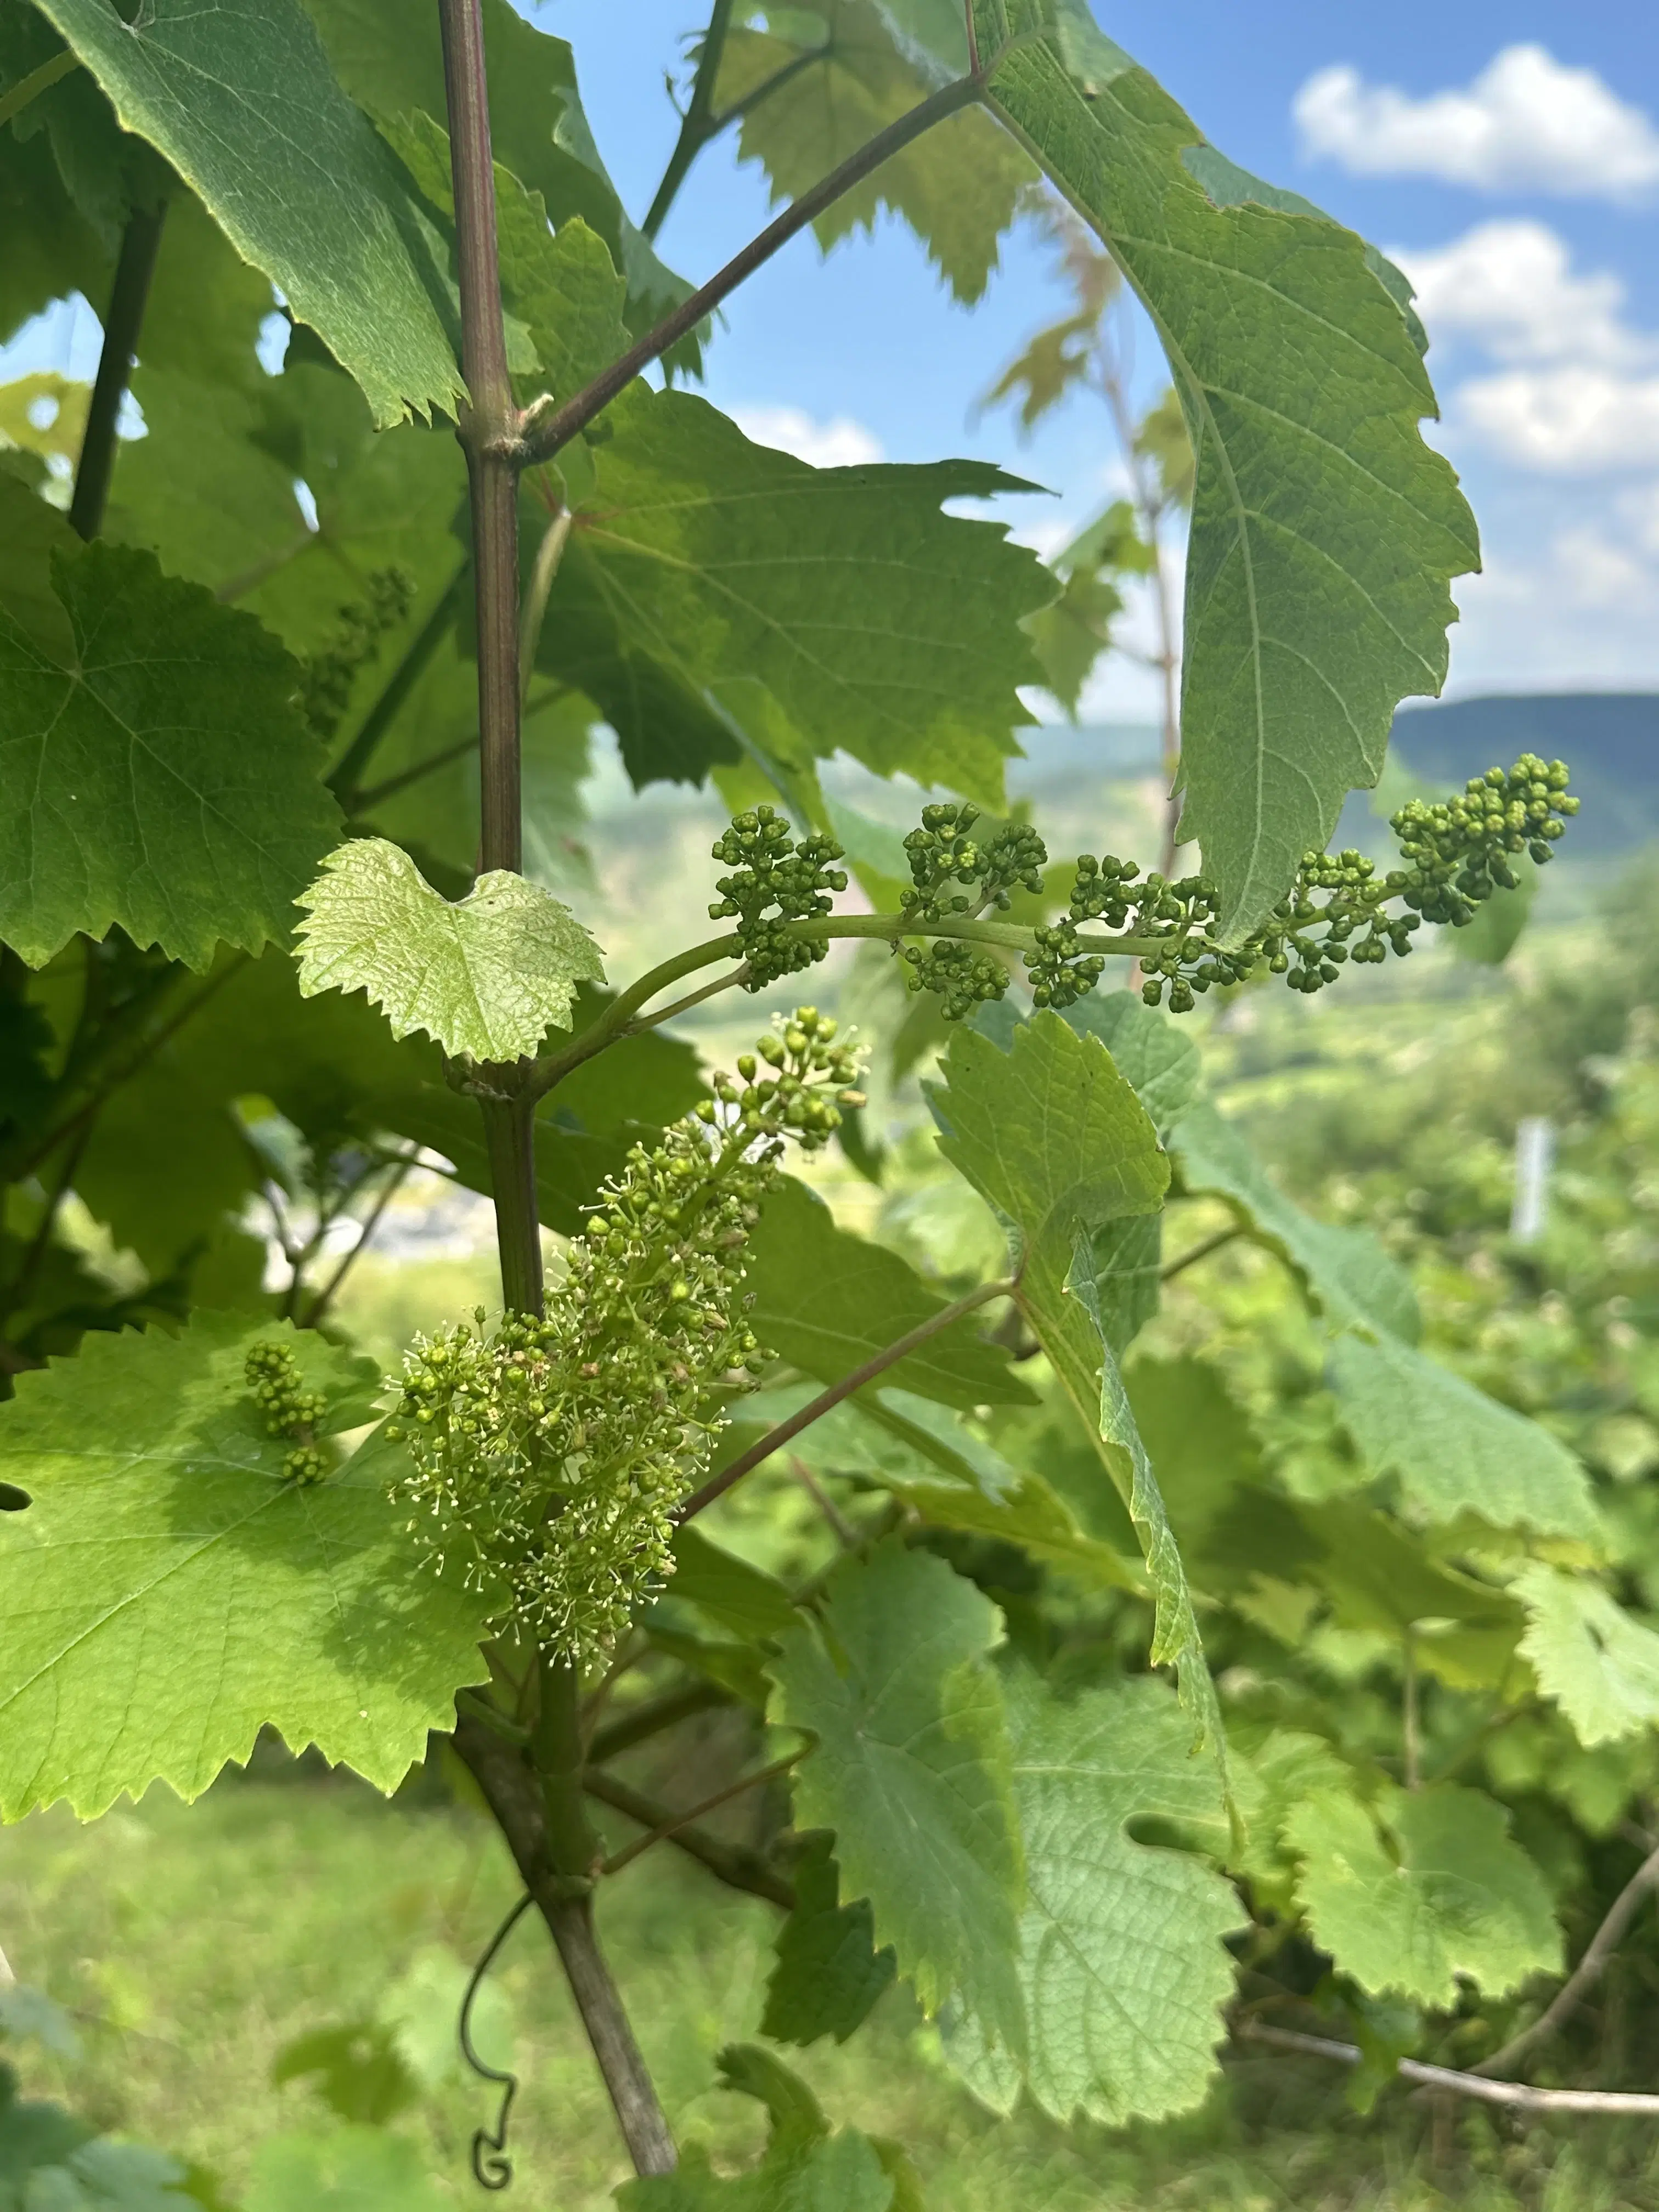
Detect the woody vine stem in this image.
<box><xmin>438</xmin><ymin>0</ymin><xmax>676</xmax><ymax>2175</ymax></box>
<box><xmin>433</xmin><ymin>0</ymin><xmax>1025</xmax><ymax>2170</ymax></box>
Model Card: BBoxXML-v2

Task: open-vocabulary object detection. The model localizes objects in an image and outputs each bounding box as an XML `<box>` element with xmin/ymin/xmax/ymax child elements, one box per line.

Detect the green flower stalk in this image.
<box><xmin>386</xmin><ymin>1011</ymin><xmax>864</xmax><ymax>1660</ymax></box>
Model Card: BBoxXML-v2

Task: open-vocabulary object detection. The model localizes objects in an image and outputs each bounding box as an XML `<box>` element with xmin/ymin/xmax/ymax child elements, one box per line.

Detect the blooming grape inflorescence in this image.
<box><xmin>385</xmin><ymin>1013</ymin><xmax>865</xmax><ymax>1661</ymax></box>
<box><xmin>707</xmin><ymin>757</ymin><xmax>1578</xmax><ymax>1022</ymax></box>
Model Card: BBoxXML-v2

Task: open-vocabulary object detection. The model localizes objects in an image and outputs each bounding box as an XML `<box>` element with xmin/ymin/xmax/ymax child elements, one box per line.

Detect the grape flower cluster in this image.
<box><xmin>244</xmin><ymin>1340</ymin><xmax>330</xmax><ymax>1484</ymax></box>
<box><xmin>384</xmin><ymin>1012</ymin><xmax>865</xmax><ymax>1661</ymax></box>
<box><xmin>709</xmin><ymin>805</ymin><xmax>848</xmax><ymax>988</ymax></box>
<box><xmin>703</xmin><ymin>756</ymin><xmax>1577</xmax><ymax>1024</ymax></box>
<box><xmin>299</xmin><ymin>565</ymin><xmax>415</xmax><ymax>743</ymax></box>
<box><xmin>895</xmin><ymin>804</ymin><xmax>1049</xmax><ymax>1019</ymax></box>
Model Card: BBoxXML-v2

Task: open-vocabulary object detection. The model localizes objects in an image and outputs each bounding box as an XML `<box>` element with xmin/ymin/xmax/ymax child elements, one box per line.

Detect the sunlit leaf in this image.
<box><xmin>768</xmin><ymin>1541</ymin><xmax>1025</xmax><ymax>2051</ymax></box>
<box><xmin>294</xmin><ymin>838</ymin><xmax>605</xmax><ymax>1063</ymax></box>
<box><xmin>33</xmin><ymin>0</ymin><xmax>464</xmax><ymax>427</ymax></box>
<box><xmin>1286</xmin><ymin>1784</ymin><xmax>1560</xmax><ymax>2006</ymax></box>
<box><xmin>0</xmin><ymin>1315</ymin><xmax>490</xmax><ymax>1818</ymax></box>
<box><xmin>944</xmin><ymin>1671</ymin><xmax>1241</xmax><ymax>2124</ymax></box>
<box><xmin>970</xmin><ymin>0</ymin><xmax>1479</xmax><ymax>934</ymax></box>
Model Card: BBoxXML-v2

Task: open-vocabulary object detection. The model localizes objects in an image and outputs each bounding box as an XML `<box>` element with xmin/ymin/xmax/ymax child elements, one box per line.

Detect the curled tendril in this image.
<box><xmin>460</xmin><ymin>1893</ymin><xmax>534</xmax><ymax>2191</ymax></box>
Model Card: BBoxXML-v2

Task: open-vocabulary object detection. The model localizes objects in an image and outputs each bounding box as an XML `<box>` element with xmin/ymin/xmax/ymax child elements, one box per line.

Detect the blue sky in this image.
<box><xmin>9</xmin><ymin>2</ymin><xmax>1658</xmax><ymax>716</ymax></box>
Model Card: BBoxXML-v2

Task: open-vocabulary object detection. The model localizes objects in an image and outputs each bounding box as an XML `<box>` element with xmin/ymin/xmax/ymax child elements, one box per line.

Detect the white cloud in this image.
<box><xmin>1456</xmin><ymin>368</ymin><xmax>1659</xmax><ymax>472</ymax></box>
<box><xmin>729</xmin><ymin>405</ymin><xmax>884</xmax><ymax>469</ymax></box>
<box><xmin>1447</xmin><ymin>521</ymin><xmax>1659</xmax><ymax>690</ymax></box>
<box><xmin>1391</xmin><ymin>223</ymin><xmax>1643</xmax><ymax>368</ymax></box>
<box><xmin>1386</xmin><ymin>224</ymin><xmax>1659</xmax><ymax>474</ymax></box>
<box><xmin>1294</xmin><ymin>45</ymin><xmax>1659</xmax><ymax>200</ymax></box>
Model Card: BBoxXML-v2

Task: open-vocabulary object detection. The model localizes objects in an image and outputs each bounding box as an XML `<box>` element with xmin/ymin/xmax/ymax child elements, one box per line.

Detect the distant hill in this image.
<box><xmin>1005</xmin><ymin>697</ymin><xmax>1659</xmax><ymax>860</ymax></box>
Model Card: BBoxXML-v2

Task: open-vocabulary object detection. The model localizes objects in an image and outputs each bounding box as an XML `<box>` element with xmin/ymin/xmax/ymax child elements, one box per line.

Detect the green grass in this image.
<box><xmin>6</xmin><ymin>1765</ymin><xmax>1659</xmax><ymax>2210</ymax></box>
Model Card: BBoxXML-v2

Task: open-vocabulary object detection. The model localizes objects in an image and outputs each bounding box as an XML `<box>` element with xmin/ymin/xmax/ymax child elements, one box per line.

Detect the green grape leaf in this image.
<box><xmin>719</xmin><ymin>0</ymin><xmax>1035</xmax><ymax>305</ymax></box>
<box><xmin>0</xmin><ymin>1315</ymin><xmax>490</xmax><ymax>1818</ymax></box>
<box><xmin>669</xmin><ymin>1527</ymin><xmax>798</xmax><ymax>1644</ymax></box>
<box><xmin>763</xmin><ymin>1835</ymin><xmax>898</xmax><ymax>2047</ymax></box>
<box><xmin>1291</xmin><ymin>1504</ymin><xmax>1523</xmax><ymax>1693</ymax></box>
<box><xmin>971</xmin><ymin>1</ymin><xmax>1479</xmax><ymax>935</ymax></box>
<box><xmin>0</xmin><ymin>525</ymin><xmax>340</xmax><ymax>970</ymax></box>
<box><xmin>0</xmin><ymin>469</ymin><xmax>79</xmax><ymax>648</ymax></box>
<box><xmin>109</xmin><ymin>358</ymin><xmax>469</xmax><ymax>731</ymax></box>
<box><xmin>300</xmin><ymin>0</ymin><xmax>697</xmax><ymax>368</ymax></box>
<box><xmin>1165</xmin><ymin>1093</ymin><xmax>1594</xmax><ymax>1542</ymax></box>
<box><xmin>71</xmin><ymin>1034</ymin><xmax>258</xmax><ymax>1276</ymax></box>
<box><xmin>32</xmin><ymin>0</ymin><xmax>463</xmax><ymax>430</ymax></box>
<box><xmin>1169</xmin><ymin>1102</ymin><xmax>1419</xmax><ymax>1340</ymax></box>
<box><xmin>0</xmin><ymin>372</ymin><xmax>86</xmax><ymax>470</ymax></box>
<box><xmin>294</xmin><ymin>838</ymin><xmax>605</xmax><ymax>1063</ymax></box>
<box><xmin>934</xmin><ymin>1015</ymin><xmax>1220</xmax><ymax>1744</ymax></box>
<box><xmin>944</xmin><ymin>1672</ymin><xmax>1241</xmax><ymax>2126</ymax></box>
<box><xmin>108</xmin><ymin>365</ymin><xmax>311</xmax><ymax>602</ymax></box>
<box><xmin>271</xmin><ymin>2021</ymin><xmax>420</xmax><ymax>2127</ymax></box>
<box><xmin>1285</xmin><ymin>1784</ymin><xmax>1560</xmax><ymax>2006</ymax></box>
<box><xmin>1516</xmin><ymin>1564</ymin><xmax>1659</xmax><ymax>1747</ymax></box>
<box><xmin>382</xmin><ymin>111</ymin><xmax>630</xmax><ymax>403</ymax></box>
<box><xmin>744</xmin><ymin>1176</ymin><xmax>1035</xmax><ymax>1410</ymax></box>
<box><xmin>0</xmin><ymin>111</ymin><xmax>108</xmax><ymax>352</ymax></box>
<box><xmin>737</xmin><ymin>1384</ymin><xmax>1142</xmax><ymax>1593</ymax></box>
<box><xmin>545</xmin><ymin>383</ymin><xmax>1051</xmax><ymax>795</ymax></box>
<box><xmin>1329</xmin><ymin>1331</ymin><xmax>1599</xmax><ymax>1543</ymax></box>
<box><xmin>767</xmin><ymin>1540</ymin><xmax>1024</xmax><ymax>2051</ymax></box>
<box><xmin>618</xmin><ymin>2045</ymin><xmax>918</xmax><ymax>2209</ymax></box>
<box><xmin>1056</xmin><ymin>991</ymin><xmax>1203</xmax><ymax>1139</ymax></box>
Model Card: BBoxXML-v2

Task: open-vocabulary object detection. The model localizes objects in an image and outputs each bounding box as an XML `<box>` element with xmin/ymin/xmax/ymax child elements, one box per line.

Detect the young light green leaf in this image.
<box><xmin>935</xmin><ymin>1015</ymin><xmax>1221</xmax><ymax>1744</ymax></box>
<box><xmin>744</xmin><ymin>1176</ymin><xmax>1034</xmax><ymax>1409</ymax></box>
<box><xmin>767</xmin><ymin>1541</ymin><xmax>1025</xmax><ymax>2052</ymax></box>
<box><xmin>762</xmin><ymin>1834</ymin><xmax>898</xmax><ymax>2049</ymax></box>
<box><xmin>972</xmin><ymin>0</ymin><xmax>1480</xmax><ymax>935</ymax></box>
<box><xmin>1329</xmin><ymin>1331</ymin><xmax>1599</xmax><ymax>1543</ymax></box>
<box><xmin>1516</xmin><ymin>1564</ymin><xmax>1659</xmax><ymax>1747</ymax></box>
<box><xmin>1286</xmin><ymin>1784</ymin><xmax>1561</xmax><ymax>2006</ymax></box>
<box><xmin>32</xmin><ymin>0</ymin><xmax>463</xmax><ymax>428</ymax></box>
<box><xmin>719</xmin><ymin>0</ymin><xmax>1035</xmax><ymax>304</ymax></box>
<box><xmin>294</xmin><ymin>838</ymin><xmax>605</xmax><ymax>1063</ymax></box>
<box><xmin>944</xmin><ymin>1672</ymin><xmax>1242</xmax><ymax>2126</ymax></box>
<box><xmin>0</xmin><ymin>525</ymin><xmax>340</xmax><ymax>970</ymax></box>
<box><xmin>543</xmin><ymin>383</ymin><xmax>1052</xmax><ymax>795</ymax></box>
<box><xmin>0</xmin><ymin>1316</ymin><xmax>490</xmax><ymax>1818</ymax></box>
